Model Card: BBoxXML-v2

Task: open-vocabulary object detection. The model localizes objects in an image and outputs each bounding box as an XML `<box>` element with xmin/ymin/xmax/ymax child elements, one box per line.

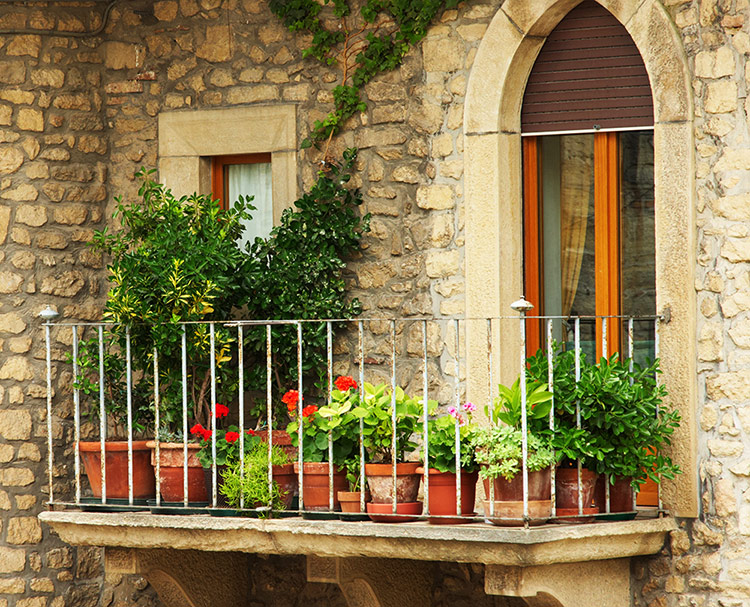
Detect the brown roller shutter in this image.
<box><xmin>521</xmin><ymin>0</ymin><xmax>653</xmax><ymax>134</ymax></box>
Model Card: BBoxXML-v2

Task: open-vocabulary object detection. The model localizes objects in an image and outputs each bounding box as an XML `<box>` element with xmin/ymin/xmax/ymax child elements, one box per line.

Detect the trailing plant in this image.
<box><xmin>219</xmin><ymin>442</ymin><xmax>292</xmax><ymax>515</ymax></box>
<box><xmin>420</xmin><ymin>402</ymin><xmax>479</xmax><ymax>473</ymax></box>
<box><xmin>268</xmin><ymin>0</ymin><xmax>460</xmax><ymax>156</ymax></box>
<box><xmin>352</xmin><ymin>381</ymin><xmax>427</xmax><ymax>464</ymax></box>
<box><xmin>243</xmin><ymin>149</ymin><xmax>370</xmax><ymax>421</ymax></box>
<box><xmin>471</xmin><ymin>425</ymin><xmax>554</xmax><ymax>482</ymax></box>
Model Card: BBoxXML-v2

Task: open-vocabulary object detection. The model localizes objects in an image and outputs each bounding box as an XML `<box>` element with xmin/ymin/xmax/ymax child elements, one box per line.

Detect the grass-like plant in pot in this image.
<box><xmin>418</xmin><ymin>402</ymin><xmax>479</xmax><ymax>524</ymax></box>
<box><xmin>87</xmin><ymin>169</ymin><xmax>257</xmax><ymax>503</ymax></box>
<box><xmin>352</xmin><ymin>382</ymin><xmax>424</xmax><ymax>520</ymax></box>
<box><xmin>472</xmin><ymin>377</ymin><xmax>555</xmax><ymax>525</ymax></box>
<box><xmin>285</xmin><ymin>376</ymin><xmax>361</xmax><ymax>511</ymax></box>
<box><xmin>219</xmin><ymin>441</ymin><xmax>295</xmax><ymax>516</ymax></box>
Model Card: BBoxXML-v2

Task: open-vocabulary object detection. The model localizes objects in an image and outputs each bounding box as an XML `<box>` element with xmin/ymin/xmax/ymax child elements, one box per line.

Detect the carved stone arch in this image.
<box><xmin>339</xmin><ymin>578</ymin><xmax>382</xmax><ymax>607</ymax></box>
<box><xmin>463</xmin><ymin>0</ymin><xmax>697</xmax><ymax>517</ymax></box>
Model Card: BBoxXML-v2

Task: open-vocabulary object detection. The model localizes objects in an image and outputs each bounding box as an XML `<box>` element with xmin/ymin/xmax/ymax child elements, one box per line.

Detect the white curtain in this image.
<box><xmin>227</xmin><ymin>162</ymin><xmax>273</xmax><ymax>249</ymax></box>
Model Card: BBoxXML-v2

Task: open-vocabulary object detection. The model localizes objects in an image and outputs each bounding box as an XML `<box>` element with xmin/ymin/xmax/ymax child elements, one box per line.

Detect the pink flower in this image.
<box><xmin>462</xmin><ymin>402</ymin><xmax>476</xmax><ymax>412</ymax></box>
<box><xmin>447</xmin><ymin>406</ymin><xmax>458</xmax><ymax>418</ymax></box>
<box><xmin>456</xmin><ymin>415</ymin><xmax>466</xmax><ymax>427</ymax></box>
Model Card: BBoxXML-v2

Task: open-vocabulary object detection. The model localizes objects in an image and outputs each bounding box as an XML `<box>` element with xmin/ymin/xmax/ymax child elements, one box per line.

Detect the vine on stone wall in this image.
<box><xmin>269</xmin><ymin>0</ymin><xmax>460</xmax><ymax>157</ymax></box>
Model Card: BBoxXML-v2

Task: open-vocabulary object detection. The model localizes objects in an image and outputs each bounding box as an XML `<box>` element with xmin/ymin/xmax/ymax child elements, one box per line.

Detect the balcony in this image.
<box><xmin>38</xmin><ymin>310</ymin><xmax>677</xmax><ymax>607</ymax></box>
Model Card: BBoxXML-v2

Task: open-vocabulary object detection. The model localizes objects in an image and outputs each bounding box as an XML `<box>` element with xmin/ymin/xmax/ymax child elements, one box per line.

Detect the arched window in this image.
<box><xmin>521</xmin><ymin>0</ymin><xmax>655</xmax><ymax>362</ymax></box>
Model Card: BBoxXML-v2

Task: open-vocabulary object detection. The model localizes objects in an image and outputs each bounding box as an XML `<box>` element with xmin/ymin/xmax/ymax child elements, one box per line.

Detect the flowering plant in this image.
<box><xmin>285</xmin><ymin>377</ymin><xmax>360</xmax><ymax>466</ymax></box>
<box><xmin>190</xmin><ymin>403</ymin><xmax>260</xmax><ymax>468</ymax></box>
<box><xmin>420</xmin><ymin>402</ymin><xmax>479</xmax><ymax>473</ymax></box>
<box><xmin>352</xmin><ymin>382</ymin><xmax>429</xmax><ymax>464</ymax></box>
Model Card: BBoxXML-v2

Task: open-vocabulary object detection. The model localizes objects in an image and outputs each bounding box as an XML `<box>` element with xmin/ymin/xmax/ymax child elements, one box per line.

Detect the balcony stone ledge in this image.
<box><xmin>40</xmin><ymin>511</ymin><xmax>675</xmax><ymax>566</ymax></box>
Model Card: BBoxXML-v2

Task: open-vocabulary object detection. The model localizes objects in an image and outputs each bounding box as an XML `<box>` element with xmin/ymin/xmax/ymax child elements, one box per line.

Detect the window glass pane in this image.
<box><xmin>540</xmin><ymin>134</ymin><xmax>596</xmax><ymax>357</ymax></box>
<box><xmin>226</xmin><ymin>162</ymin><xmax>273</xmax><ymax>249</ymax></box>
<box><xmin>620</xmin><ymin>131</ymin><xmax>655</xmax><ymax>363</ymax></box>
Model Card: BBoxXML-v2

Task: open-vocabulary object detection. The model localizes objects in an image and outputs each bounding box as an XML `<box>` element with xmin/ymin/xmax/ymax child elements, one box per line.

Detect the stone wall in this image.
<box><xmin>0</xmin><ymin>0</ymin><xmax>747</xmax><ymax>605</ymax></box>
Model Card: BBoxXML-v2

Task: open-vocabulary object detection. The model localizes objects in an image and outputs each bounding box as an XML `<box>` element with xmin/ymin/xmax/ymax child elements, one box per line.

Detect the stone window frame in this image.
<box><xmin>463</xmin><ymin>0</ymin><xmax>697</xmax><ymax>517</ymax></box>
<box><xmin>157</xmin><ymin>105</ymin><xmax>297</xmax><ymax>224</ymax></box>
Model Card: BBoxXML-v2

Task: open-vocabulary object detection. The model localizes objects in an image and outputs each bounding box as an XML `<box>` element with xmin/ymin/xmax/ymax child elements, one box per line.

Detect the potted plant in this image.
<box><xmin>472</xmin><ymin>377</ymin><xmax>555</xmax><ymax>526</ymax></box>
<box><xmin>285</xmin><ymin>376</ymin><xmax>360</xmax><ymax>511</ymax></box>
<box><xmin>352</xmin><ymin>381</ymin><xmax>424</xmax><ymax>521</ymax></box>
<box><xmin>219</xmin><ymin>441</ymin><xmax>296</xmax><ymax>516</ymax></box>
<box><xmin>89</xmin><ymin>170</ymin><xmax>257</xmax><ymax>504</ymax></box>
<box><xmin>417</xmin><ymin>402</ymin><xmax>479</xmax><ymax>524</ymax></box>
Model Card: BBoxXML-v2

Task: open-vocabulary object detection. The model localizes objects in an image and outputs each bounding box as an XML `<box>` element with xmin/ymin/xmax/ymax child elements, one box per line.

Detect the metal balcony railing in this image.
<box><xmin>41</xmin><ymin>304</ymin><xmax>668</xmax><ymax>526</ymax></box>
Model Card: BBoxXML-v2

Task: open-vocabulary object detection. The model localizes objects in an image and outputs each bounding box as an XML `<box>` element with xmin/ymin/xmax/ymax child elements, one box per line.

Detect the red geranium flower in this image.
<box><xmin>246</xmin><ymin>429</ymin><xmax>257</xmax><ymax>436</ymax></box>
<box><xmin>282</xmin><ymin>390</ymin><xmax>301</xmax><ymax>407</ymax></box>
<box><xmin>301</xmin><ymin>405</ymin><xmax>318</xmax><ymax>418</ymax></box>
<box><xmin>200</xmin><ymin>428</ymin><xmax>212</xmax><ymax>441</ymax></box>
<box><xmin>189</xmin><ymin>423</ymin><xmax>206</xmax><ymax>437</ymax></box>
<box><xmin>214</xmin><ymin>403</ymin><xmax>230</xmax><ymax>418</ymax></box>
<box><xmin>225</xmin><ymin>431</ymin><xmax>240</xmax><ymax>443</ymax></box>
<box><xmin>334</xmin><ymin>376</ymin><xmax>358</xmax><ymax>392</ymax></box>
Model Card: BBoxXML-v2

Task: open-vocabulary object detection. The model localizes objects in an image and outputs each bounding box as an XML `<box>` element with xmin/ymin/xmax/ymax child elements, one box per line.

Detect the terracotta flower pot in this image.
<box><xmin>147</xmin><ymin>441</ymin><xmax>208</xmax><ymax>503</ymax></box>
<box><xmin>364</xmin><ymin>462</ymin><xmax>421</xmax><ymax>504</ymax></box>
<box><xmin>483</xmin><ymin>499</ymin><xmax>552</xmax><ymax>526</ymax></box>
<box><xmin>417</xmin><ymin>467</ymin><xmax>477</xmax><ymax>524</ymax></box>
<box><xmin>294</xmin><ymin>462</ymin><xmax>347</xmax><ymax>511</ymax></box>
<box><xmin>366</xmin><ymin>500</ymin><xmax>422</xmax><ymax>523</ymax></box>
<box><xmin>80</xmin><ymin>440</ymin><xmax>156</xmax><ymax>500</ymax></box>
<box><xmin>257</xmin><ymin>429</ymin><xmax>298</xmax><ymax>461</ymax></box>
<box><xmin>337</xmin><ymin>490</ymin><xmax>370</xmax><ymax>513</ymax></box>
<box><xmin>555</xmin><ymin>466</ymin><xmax>599</xmax><ymax>521</ymax></box>
<box><xmin>481</xmin><ymin>466</ymin><xmax>551</xmax><ymax>502</ymax></box>
<box><xmin>593</xmin><ymin>475</ymin><xmax>635</xmax><ymax>513</ymax></box>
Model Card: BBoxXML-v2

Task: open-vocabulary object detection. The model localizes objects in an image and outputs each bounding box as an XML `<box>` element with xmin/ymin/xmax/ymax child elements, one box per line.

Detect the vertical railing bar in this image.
<box><xmin>628</xmin><ymin>317</ymin><xmax>634</xmax><ymax>380</ymax></box>
<box><xmin>390</xmin><ymin>319</ymin><xmax>397</xmax><ymax>515</ymax></box>
<box><xmin>125</xmin><ymin>326</ymin><xmax>133</xmax><ymax>506</ymax></box>
<box><xmin>210</xmin><ymin>323</ymin><xmax>217</xmax><ymax>508</ymax></box>
<box><xmin>237</xmin><ymin>325</ymin><xmax>245</xmax><ymax>510</ymax></box>
<box><xmin>655</xmin><ymin>317</ymin><xmax>662</xmax><ymax>512</ymax></box>
<box><xmin>266</xmin><ymin>325</ymin><xmax>273</xmax><ymax>512</ymax></box>
<box><xmin>575</xmin><ymin>317</ymin><xmax>582</xmax><ymax>516</ymax></box>
<box><xmin>519</xmin><ymin>313</ymin><xmax>529</xmax><ymax>525</ymax></box>
<box><xmin>422</xmin><ymin>320</ymin><xmax>429</xmax><ymax>516</ymax></box>
<box><xmin>98</xmin><ymin>326</ymin><xmax>107</xmax><ymax>504</ymax></box>
<box><xmin>454</xmin><ymin>319</ymin><xmax>461</xmax><ymax>519</ymax></box>
<box><xmin>327</xmin><ymin>321</ymin><xmax>334</xmax><ymax>511</ymax></box>
<box><xmin>153</xmin><ymin>344</ymin><xmax>160</xmax><ymax>507</ymax></box>
<box><xmin>602</xmin><ymin>316</ymin><xmax>608</xmax><ymax>360</ymax></box>
<box><xmin>547</xmin><ymin>319</ymin><xmax>556</xmax><ymax>518</ymax></box>
<box><xmin>297</xmin><ymin>322</ymin><xmax>304</xmax><ymax>512</ymax></box>
<box><xmin>488</xmin><ymin>318</ymin><xmax>495</xmax><ymax>517</ymax></box>
<box><xmin>45</xmin><ymin>320</ymin><xmax>54</xmax><ymax>504</ymax></box>
<box><xmin>72</xmin><ymin>325</ymin><xmax>81</xmax><ymax>505</ymax></box>
<box><xmin>605</xmin><ymin>473</ymin><xmax>611</xmax><ymax>514</ymax></box>
<box><xmin>181</xmin><ymin>326</ymin><xmax>188</xmax><ymax>507</ymax></box>
<box><xmin>358</xmin><ymin>321</ymin><xmax>365</xmax><ymax>513</ymax></box>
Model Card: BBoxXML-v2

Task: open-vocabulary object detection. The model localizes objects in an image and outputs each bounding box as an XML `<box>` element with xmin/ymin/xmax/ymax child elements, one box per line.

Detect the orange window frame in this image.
<box><xmin>522</xmin><ymin>132</ymin><xmax>621</xmax><ymax>359</ymax></box>
<box><xmin>211</xmin><ymin>153</ymin><xmax>272</xmax><ymax>210</ymax></box>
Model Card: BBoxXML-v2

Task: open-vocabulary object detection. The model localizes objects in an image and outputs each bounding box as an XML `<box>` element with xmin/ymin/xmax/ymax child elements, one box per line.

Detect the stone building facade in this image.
<box><xmin>0</xmin><ymin>0</ymin><xmax>743</xmax><ymax>604</ymax></box>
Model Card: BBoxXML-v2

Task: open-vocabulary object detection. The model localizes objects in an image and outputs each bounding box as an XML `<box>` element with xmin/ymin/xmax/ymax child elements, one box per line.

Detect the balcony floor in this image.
<box><xmin>40</xmin><ymin>510</ymin><xmax>676</xmax><ymax>566</ymax></box>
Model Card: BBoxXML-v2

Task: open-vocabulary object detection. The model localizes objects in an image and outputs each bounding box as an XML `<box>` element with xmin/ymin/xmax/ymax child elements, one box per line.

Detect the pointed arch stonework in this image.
<box><xmin>463</xmin><ymin>0</ymin><xmax>697</xmax><ymax>516</ymax></box>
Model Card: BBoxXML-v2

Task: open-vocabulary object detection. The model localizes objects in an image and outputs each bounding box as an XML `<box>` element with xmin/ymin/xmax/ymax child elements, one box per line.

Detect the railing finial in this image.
<box><xmin>39</xmin><ymin>306</ymin><xmax>59</xmax><ymax>322</ymax></box>
<box><xmin>510</xmin><ymin>296</ymin><xmax>533</xmax><ymax>313</ymax></box>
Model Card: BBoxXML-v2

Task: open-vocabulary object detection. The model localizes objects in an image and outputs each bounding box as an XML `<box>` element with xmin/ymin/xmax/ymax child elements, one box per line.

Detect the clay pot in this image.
<box><xmin>417</xmin><ymin>467</ymin><xmax>477</xmax><ymax>524</ymax></box>
<box><xmin>593</xmin><ymin>475</ymin><xmax>635</xmax><ymax>513</ymax></box>
<box><xmin>80</xmin><ymin>441</ymin><xmax>156</xmax><ymax>500</ymax></box>
<box><xmin>555</xmin><ymin>466</ymin><xmax>598</xmax><ymax>512</ymax></box>
<box><xmin>483</xmin><ymin>500</ymin><xmax>551</xmax><ymax>526</ymax></box>
<box><xmin>364</xmin><ymin>462</ymin><xmax>421</xmax><ymax>504</ymax></box>
<box><xmin>482</xmin><ymin>466</ymin><xmax>551</xmax><ymax>502</ymax></box>
<box><xmin>366</xmin><ymin>501</ymin><xmax>422</xmax><ymax>523</ymax></box>
<box><xmin>553</xmin><ymin>506</ymin><xmax>599</xmax><ymax>523</ymax></box>
<box><xmin>337</xmin><ymin>490</ymin><xmax>370</xmax><ymax>514</ymax></box>
<box><xmin>147</xmin><ymin>441</ymin><xmax>208</xmax><ymax>503</ymax></box>
<box><xmin>257</xmin><ymin>430</ymin><xmax>298</xmax><ymax>461</ymax></box>
<box><xmin>294</xmin><ymin>462</ymin><xmax>348</xmax><ymax>511</ymax></box>
<box><xmin>271</xmin><ymin>464</ymin><xmax>297</xmax><ymax>510</ymax></box>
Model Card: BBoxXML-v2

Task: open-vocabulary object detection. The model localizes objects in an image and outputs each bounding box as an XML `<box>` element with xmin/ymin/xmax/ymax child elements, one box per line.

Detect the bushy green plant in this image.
<box><xmin>421</xmin><ymin>402</ymin><xmax>479</xmax><ymax>473</ymax></box>
<box><xmin>219</xmin><ymin>442</ymin><xmax>291</xmax><ymax>515</ymax></box>
<box><xmin>352</xmin><ymin>381</ymin><xmax>426</xmax><ymax>464</ymax></box>
<box><xmin>471</xmin><ymin>425</ymin><xmax>554</xmax><ymax>482</ymax></box>
<box><xmin>487</xmin><ymin>378</ymin><xmax>553</xmax><ymax>433</ymax></box>
<box><xmin>527</xmin><ymin>345</ymin><xmax>681</xmax><ymax>487</ymax></box>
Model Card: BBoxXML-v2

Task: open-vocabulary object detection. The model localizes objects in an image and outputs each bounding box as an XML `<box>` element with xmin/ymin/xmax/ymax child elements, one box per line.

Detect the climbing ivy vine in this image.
<box><xmin>269</xmin><ymin>0</ymin><xmax>461</xmax><ymax>157</ymax></box>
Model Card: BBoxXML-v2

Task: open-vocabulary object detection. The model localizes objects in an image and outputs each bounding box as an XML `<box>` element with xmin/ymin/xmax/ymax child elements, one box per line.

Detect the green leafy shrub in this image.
<box><xmin>471</xmin><ymin>425</ymin><xmax>554</xmax><ymax>482</ymax></box>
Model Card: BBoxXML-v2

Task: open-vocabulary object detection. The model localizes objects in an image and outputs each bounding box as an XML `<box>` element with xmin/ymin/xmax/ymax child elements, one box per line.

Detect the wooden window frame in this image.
<box><xmin>211</xmin><ymin>153</ymin><xmax>273</xmax><ymax>210</ymax></box>
<box><xmin>523</xmin><ymin>132</ymin><xmax>622</xmax><ymax>358</ymax></box>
